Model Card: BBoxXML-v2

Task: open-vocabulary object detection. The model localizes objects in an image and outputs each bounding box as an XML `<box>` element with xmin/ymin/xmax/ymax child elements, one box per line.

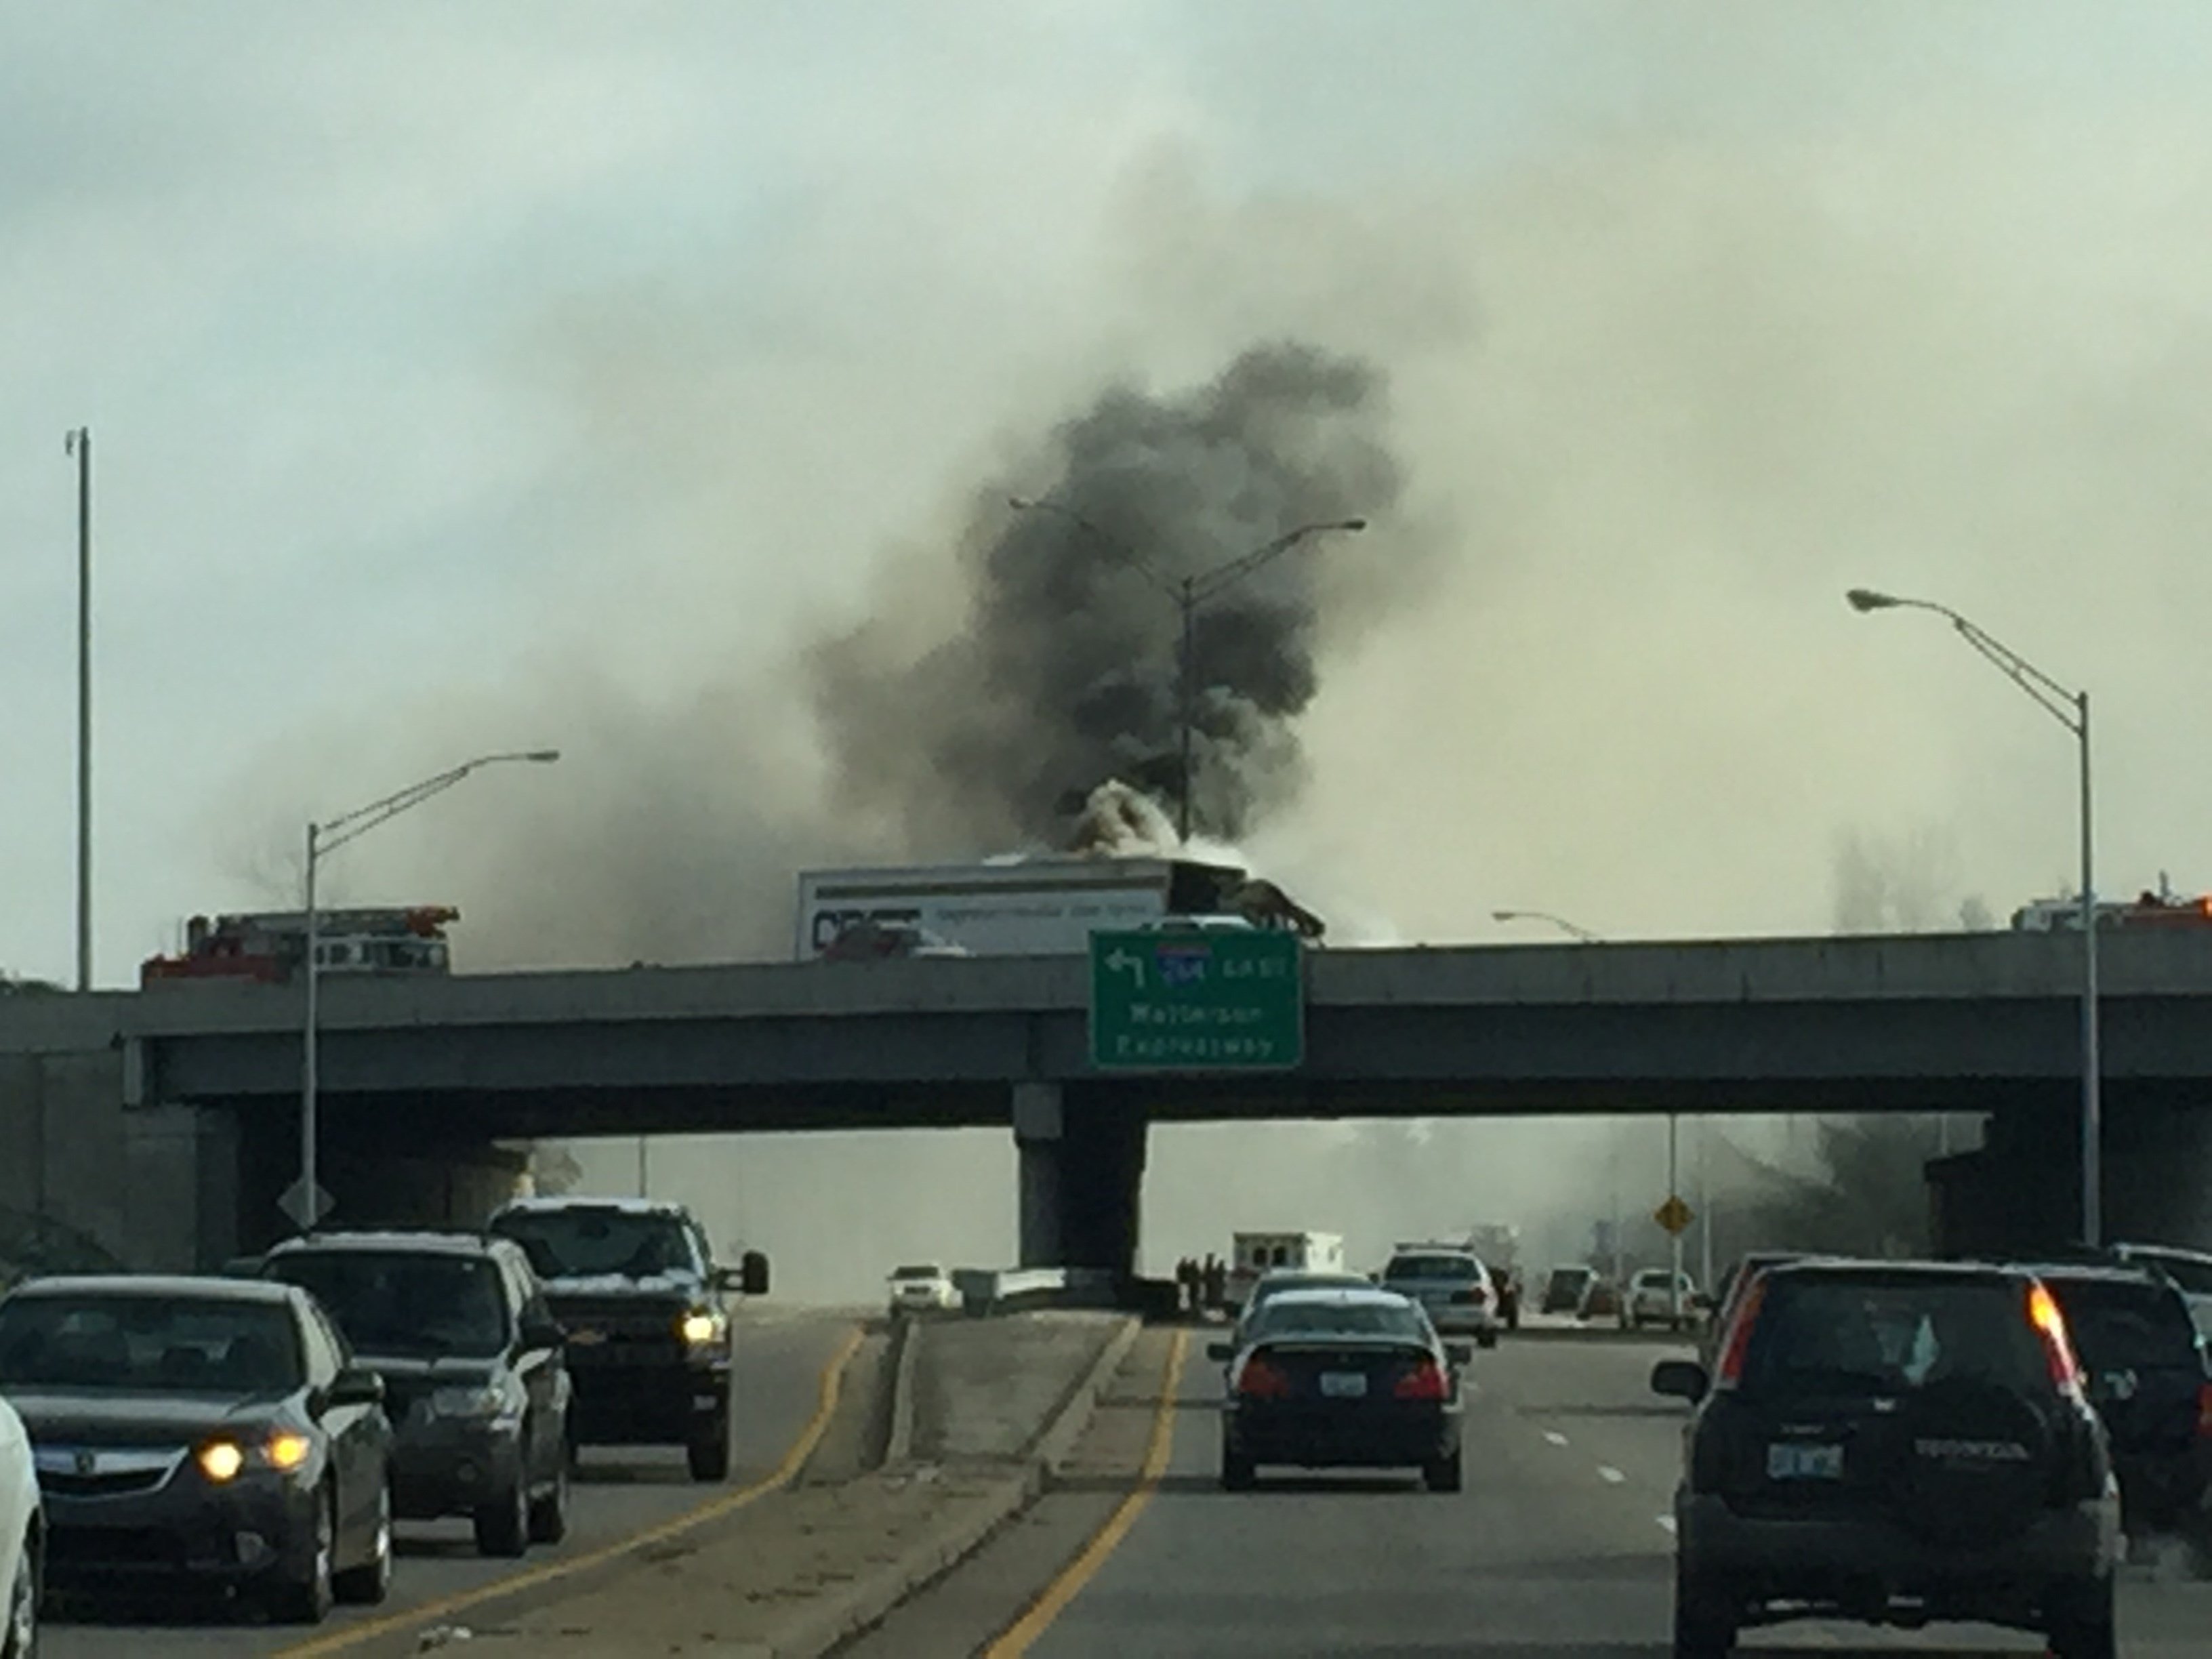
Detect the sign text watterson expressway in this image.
<box><xmin>1088</xmin><ymin>928</ymin><xmax>1305</xmax><ymax>1071</ymax></box>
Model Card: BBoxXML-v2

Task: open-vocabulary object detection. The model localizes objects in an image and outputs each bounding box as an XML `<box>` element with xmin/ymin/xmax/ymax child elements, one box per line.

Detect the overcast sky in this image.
<box><xmin>12</xmin><ymin>1</ymin><xmax>2212</xmax><ymax>977</ymax></box>
<box><xmin>18</xmin><ymin>1</ymin><xmax>2212</xmax><ymax>1293</ymax></box>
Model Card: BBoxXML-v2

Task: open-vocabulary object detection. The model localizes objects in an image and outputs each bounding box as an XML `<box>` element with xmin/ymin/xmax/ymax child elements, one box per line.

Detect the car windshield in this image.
<box><xmin>1250</xmin><ymin>1299</ymin><xmax>1429</xmax><ymax>1341</ymax></box>
<box><xmin>493</xmin><ymin>1210</ymin><xmax>699</xmax><ymax>1280</ymax></box>
<box><xmin>892</xmin><ymin>1265</ymin><xmax>943</xmax><ymax>1280</ymax></box>
<box><xmin>0</xmin><ymin>1294</ymin><xmax>302</xmax><ymax>1395</ymax></box>
<box><xmin>1385</xmin><ymin>1256</ymin><xmax>1477</xmax><ymax>1280</ymax></box>
<box><xmin>270</xmin><ymin>1251</ymin><xmax>510</xmax><ymax>1359</ymax></box>
<box><xmin>1741</xmin><ymin>1276</ymin><xmax>2045</xmax><ymax>1397</ymax></box>
<box><xmin>2045</xmin><ymin>1277</ymin><xmax>2201</xmax><ymax>1370</ymax></box>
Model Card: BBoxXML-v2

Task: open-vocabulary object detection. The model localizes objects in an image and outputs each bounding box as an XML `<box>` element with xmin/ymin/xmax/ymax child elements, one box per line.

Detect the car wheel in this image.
<box><xmin>1422</xmin><ymin>1450</ymin><xmax>1463</xmax><ymax>1494</ymax></box>
<box><xmin>688</xmin><ymin>1419</ymin><xmax>733</xmax><ymax>1483</ymax></box>
<box><xmin>472</xmin><ymin>1477</ymin><xmax>530</xmax><ymax>1558</ymax></box>
<box><xmin>268</xmin><ymin>1486</ymin><xmax>335</xmax><ymax>1624</ymax></box>
<box><xmin>333</xmin><ymin>1481</ymin><xmax>392</xmax><ymax>1605</ymax></box>
<box><xmin>1672</xmin><ymin>1567</ymin><xmax>1736</xmax><ymax>1658</ymax></box>
<box><xmin>1218</xmin><ymin>1448</ymin><xmax>1256</xmax><ymax>1492</ymax></box>
<box><xmin>3</xmin><ymin>1527</ymin><xmax>37</xmax><ymax>1659</ymax></box>
<box><xmin>529</xmin><ymin>1452</ymin><xmax>571</xmax><ymax>1544</ymax></box>
<box><xmin>2046</xmin><ymin>1576</ymin><xmax>2117</xmax><ymax>1659</ymax></box>
<box><xmin>1476</xmin><ymin>1329</ymin><xmax>1500</xmax><ymax>1351</ymax></box>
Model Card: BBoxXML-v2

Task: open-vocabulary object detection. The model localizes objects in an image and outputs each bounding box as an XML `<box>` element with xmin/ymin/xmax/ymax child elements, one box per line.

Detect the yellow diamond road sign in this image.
<box><xmin>1654</xmin><ymin>1195</ymin><xmax>1694</xmax><ymax>1235</ymax></box>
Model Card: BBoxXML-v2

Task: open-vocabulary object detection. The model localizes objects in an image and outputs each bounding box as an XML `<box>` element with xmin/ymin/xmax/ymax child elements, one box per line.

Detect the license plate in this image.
<box><xmin>1318</xmin><ymin>1371</ymin><xmax>1368</xmax><ymax>1399</ymax></box>
<box><xmin>1766</xmin><ymin>1441</ymin><xmax>1844</xmax><ymax>1480</ymax></box>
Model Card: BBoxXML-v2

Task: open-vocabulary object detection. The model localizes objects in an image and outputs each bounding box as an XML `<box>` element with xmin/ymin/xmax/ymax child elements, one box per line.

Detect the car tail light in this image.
<box><xmin>1235</xmin><ymin>1355</ymin><xmax>1292</xmax><ymax>1400</ymax></box>
<box><xmin>1713</xmin><ymin>1274</ymin><xmax>1768</xmax><ymax>1389</ymax></box>
<box><xmin>2027</xmin><ymin>1282</ymin><xmax>2085</xmax><ymax>1392</ymax></box>
<box><xmin>1395</xmin><ymin>1358</ymin><xmax>1450</xmax><ymax>1401</ymax></box>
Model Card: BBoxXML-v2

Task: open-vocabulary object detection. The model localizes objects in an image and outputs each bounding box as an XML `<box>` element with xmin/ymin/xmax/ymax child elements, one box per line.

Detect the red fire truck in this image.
<box><xmin>140</xmin><ymin>907</ymin><xmax>459</xmax><ymax>987</ymax></box>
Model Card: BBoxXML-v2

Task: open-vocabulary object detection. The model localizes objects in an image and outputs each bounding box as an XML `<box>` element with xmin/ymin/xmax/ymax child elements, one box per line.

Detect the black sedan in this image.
<box><xmin>1211</xmin><ymin>1288</ymin><xmax>1469</xmax><ymax>1492</ymax></box>
<box><xmin>0</xmin><ymin>1275</ymin><xmax>393</xmax><ymax>1622</ymax></box>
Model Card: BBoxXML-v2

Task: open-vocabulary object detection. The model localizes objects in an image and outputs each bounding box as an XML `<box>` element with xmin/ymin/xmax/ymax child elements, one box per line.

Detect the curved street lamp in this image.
<box><xmin>1490</xmin><ymin>907</ymin><xmax>1602</xmax><ymax>943</ymax></box>
<box><xmin>1008</xmin><ymin>497</ymin><xmax>1367</xmax><ymax>842</ymax></box>
<box><xmin>1847</xmin><ymin>586</ymin><xmax>2099</xmax><ymax>1244</ymax></box>
<box><xmin>293</xmin><ymin>748</ymin><xmax>561</xmax><ymax>1234</ymax></box>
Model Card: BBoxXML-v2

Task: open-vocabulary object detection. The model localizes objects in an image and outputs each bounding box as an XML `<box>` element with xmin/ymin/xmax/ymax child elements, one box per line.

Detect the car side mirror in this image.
<box><xmin>519</xmin><ymin>1315</ymin><xmax>565</xmax><ymax>1353</ymax></box>
<box><xmin>1689</xmin><ymin>1293</ymin><xmax>1715</xmax><ymax>1312</ymax></box>
<box><xmin>1651</xmin><ymin>1359</ymin><xmax>1709</xmax><ymax>1404</ymax></box>
<box><xmin>739</xmin><ymin>1250</ymin><xmax>770</xmax><ymax>1297</ymax></box>
<box><xmin>1206</xmin><ymin>1341</ymin><xmax>1235</xmax><ymax>1363</ymax></box>
<box><xmin>327</xmin><ymin>1366</ymin><xmax>386</xmax><ymax>1410</ymax></box>
<box><xmin>1443</xmin><ymin>1341</ymin><xmax>1474</xmax><ymax>1368</ymax></box>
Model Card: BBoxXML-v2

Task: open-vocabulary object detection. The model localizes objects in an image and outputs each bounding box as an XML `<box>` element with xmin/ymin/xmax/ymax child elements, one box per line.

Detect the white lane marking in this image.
<box><xmin>1597</xmin><ymin>1465</ymin><xmax>1626</xmax><ymax>1484</ymax></box>
<box><xmin>1542</xmin><ymin>1430</ymin><xmax>1570</xmax><ymax>1447</ymax></box>
<box><xmin>1656</xmin><ymin>1515</ymin><xmax>1677</xmax><ymax>1534</ymax></box>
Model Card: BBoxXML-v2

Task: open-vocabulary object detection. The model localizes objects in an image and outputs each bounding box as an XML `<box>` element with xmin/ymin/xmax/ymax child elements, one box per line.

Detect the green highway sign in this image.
<box><xmin>1088</xmin><ymin>928</ymin><xmax>1305</xmax><ymax>1071</ymax></box>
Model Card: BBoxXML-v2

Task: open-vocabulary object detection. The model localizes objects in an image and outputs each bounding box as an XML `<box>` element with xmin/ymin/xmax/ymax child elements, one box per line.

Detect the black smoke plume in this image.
<box><xmin>811</xmin><ymin>341</ymin><xmax>1406</xmax><ymax>855</ymax></box>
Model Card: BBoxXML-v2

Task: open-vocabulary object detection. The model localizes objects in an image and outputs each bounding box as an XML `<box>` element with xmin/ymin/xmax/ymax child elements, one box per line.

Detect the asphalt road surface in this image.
<box><xmin>41</xmin><ymin>1306</ymin><xmax>859</xmax><ymax>1659</ymax></box>
<box><xmin>859</xmin><ymin>1332</ymin><xmax>2212</xmax><ymax>1658</ymax></box>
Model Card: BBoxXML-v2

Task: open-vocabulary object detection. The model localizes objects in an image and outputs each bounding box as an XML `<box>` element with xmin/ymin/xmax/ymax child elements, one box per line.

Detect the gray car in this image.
<box><xmin>1379</xmin><ymin>1246</ymin><xmax>1502</xmax><ymax>1347</ymax></box>
<box><xmin>1653</xmin><ymin>1259</ymin><xmax>2122</xmax><ymax>1658</ymax></box>
<box><xmin>262</xmin><ymin>1231</ymin><xmax>573</xmax><ymax>1557</ymax></box>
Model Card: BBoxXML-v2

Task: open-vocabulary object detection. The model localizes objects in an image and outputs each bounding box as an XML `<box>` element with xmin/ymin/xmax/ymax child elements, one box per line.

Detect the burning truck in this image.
<box><xmin>796</xmin><ymin>780</ymin><xmax>1324</xmax><ymax>960</ymax></box>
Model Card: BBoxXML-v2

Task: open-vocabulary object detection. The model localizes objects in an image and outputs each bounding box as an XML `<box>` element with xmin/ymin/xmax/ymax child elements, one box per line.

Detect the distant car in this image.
<box><xmin>1652</xmin><ymin>1259</ymin><xmax>2121</xmax><ymax>1658</ymax></box>
<box><xmin>0</xmin><ymin>1393</ymin><xmax>37</xmax><ymax>1658</ymax></box>
<box><xmin>262</xmin><ymin>1230</ymin><xmax>574</xmax><ymax>1557</ymax></box>
<box><xmin>489</xmin><ymin>1197</ymin><xmax>769</xmax><ymax>1483</ymax></box>
<box><xmin>0</xmin><ymin>1275</ymin><xmax>394</xmax><ymax>1623</ymax></box>
<box><xmin>1624</xmin><ymin>1269</ymin><xmax>1699</xmax><ymax>1331</ymax></box>
<box><xmin>1540</xmin><ymin>1265</ymin><xmax>1596</xmax><ymax>1316</ymax></box>
<box><xmin>2018</xmin><ymin>1259</ymin><xmax>2212</xmax><ymax>1538</ymax></box>
<box><xmin>1379</xmin><ymin>1247</ymin><xmax>1502</xmax><ymax>1347</ymax></box>
<box><xmin>1233</xmin><ymin>1269</ymin><xmax>1376</xmax><ymax>1344</ymax></box>
<box><xmin>1579</xmin><ymin>1277</ymin><xmax>1622</xmax><ymax>1322</ymax></box>
<box><xmin>1211</xmin><ymin>1288</ymin><xmax>1469</xmax><ymax>1492</ymax></box>
<box><xmin>886</xmin><ymin>1265</ymin><xmax>960</xmax><ymax>1316</ymax></box>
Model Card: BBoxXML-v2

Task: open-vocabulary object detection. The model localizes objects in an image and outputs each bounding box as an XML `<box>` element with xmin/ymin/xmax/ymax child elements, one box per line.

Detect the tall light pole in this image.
<box><xmin>1847</xmin><ymin>588</ymin><xmax>2100</xmax><ymax>1245</ymax></box>
<box><xmin>294</xmin><ymin>749</ymin><xmax>560</xmax><ymax>1235</ymax></box>
<box><xmin>1008</xmin><ymin>497</ymin><xmax>1367</xmax><ymax>842</ymax></box>
<box><xmin>1494</xmin><ymin>907</ymin><xmax>1687</xmax><ymax>1319</ymax></box>
<box><xmin>65</xmin><ymin>428</ymin><xmax>92</xmax><ymax>991</ymax></box>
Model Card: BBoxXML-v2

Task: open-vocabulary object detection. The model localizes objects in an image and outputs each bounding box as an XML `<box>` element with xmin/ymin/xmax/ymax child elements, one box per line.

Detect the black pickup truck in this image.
<box><xmin>487</xmin><ymin>1197</ymin><xmax>769</xmax><ymax>1481</ymax></box>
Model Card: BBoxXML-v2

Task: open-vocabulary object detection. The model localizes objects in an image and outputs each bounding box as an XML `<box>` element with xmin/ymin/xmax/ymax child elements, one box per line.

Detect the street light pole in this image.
<box><xmin>66</xmin><ymin>428</ymin><xmax>92</xmax><ymax>991</ymax></box>
<box><xmin>1008</xmin><ymin>497</ymin><xmax>1366</xmax><ymax>842</ymax></box>
<box><xmin>295</xmin><ymin>748</ymin><xmax>560</xmax><ymax>1235</ymax></box>
<box><xmin>1490</xmin><ymin>909</ymin><xmax>1602</xmax><ymax>943</ymax></box>
<box><xmin>1847</xmin><ymin>588</ymin><xmax>2100</xmax><ymax>1244</ymax></box>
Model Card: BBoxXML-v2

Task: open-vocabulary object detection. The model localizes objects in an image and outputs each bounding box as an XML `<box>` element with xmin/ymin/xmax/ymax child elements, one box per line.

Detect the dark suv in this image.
<box><xmin>262</xmin><ymin>1231</ymin><xmax>573</xmax><ymax>1556</ymax></box>
<box><xmin>2017</xmin><ymin>1259</ymin><xmax>2212</xmax><ymax>1536</ymax></box>
<box><xmin>1652</xmin><ymin>1259</ymin><xmax>2122</xmax><ymax>1658</ymax></box>
<box><xmin>487</xmin><ymin>1198</ymin><xmax>768</xmax><ymax>1482</ymax></box>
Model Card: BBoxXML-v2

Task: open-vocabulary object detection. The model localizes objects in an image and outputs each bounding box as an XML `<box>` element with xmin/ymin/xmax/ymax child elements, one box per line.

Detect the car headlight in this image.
<box><xmin>678</xmin><ymin>1310</ymin><xmax>726</xmax><ymax>1346</ymax></box>
<box><xmin>430</xmin><ymin>1385</ymin><xmax>520</xmax><ymax>1422</ymax></box>
<box><xmin>197</xmin><ymin>1431</ymin><xmax>315</xmax><ymax>1483</ymax></box>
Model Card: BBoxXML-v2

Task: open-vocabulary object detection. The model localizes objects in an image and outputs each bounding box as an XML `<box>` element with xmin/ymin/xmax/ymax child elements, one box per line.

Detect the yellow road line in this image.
<box><xmin>983</xmin><ymin>1326</ymin><xmax>1189</xmax><ymax>1657</ymax></box>
<box><xmin>271</xmin><ymin>1324</ymin><xmax>865</xmax><ymax>1658</ymax></box>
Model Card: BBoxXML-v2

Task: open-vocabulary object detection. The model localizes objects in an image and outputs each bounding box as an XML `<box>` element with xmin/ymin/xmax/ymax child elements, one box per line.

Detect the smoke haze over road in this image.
<box><xmin>96</xmin><ymin>6</ymin><xmax>2212</xmax><ymax>1298</ymax></box>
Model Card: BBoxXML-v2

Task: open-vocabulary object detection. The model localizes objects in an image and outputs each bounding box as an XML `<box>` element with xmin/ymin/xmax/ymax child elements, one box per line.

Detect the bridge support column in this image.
<box><xmin>1060</xmin><ymin>1085</ymin><xmax>1147</xmax><ymax>1282</ymax></box>
<box><xmin>1013</xmin><ymin>1082</ymin><xmax>1064</xmax><ymax>1269</ymax></box>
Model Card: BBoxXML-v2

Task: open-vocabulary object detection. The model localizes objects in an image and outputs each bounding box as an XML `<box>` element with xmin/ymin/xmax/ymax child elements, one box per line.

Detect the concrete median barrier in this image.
<box><xmin>348</xmin><ymin>1311</ymin><xmax>1139</xmax><ymax>1658</ymax></box>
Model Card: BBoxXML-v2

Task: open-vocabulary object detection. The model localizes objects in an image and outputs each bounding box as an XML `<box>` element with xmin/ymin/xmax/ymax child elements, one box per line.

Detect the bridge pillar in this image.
<box><xmin>1010</xmin><ymin>1084</ymin><xmax>1149</xmax><ymax>1279</ymax></box>
<box><xmin>1013</xmin><ymin>1082</ymin><xmax>1064</xmax><ymax>1268</ymax></box>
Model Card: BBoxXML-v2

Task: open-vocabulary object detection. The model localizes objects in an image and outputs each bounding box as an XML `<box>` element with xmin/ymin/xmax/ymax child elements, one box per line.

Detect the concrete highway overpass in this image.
<box><xmin>6</xmin><ymin>928</ymin><xmax>2212</xmax><ymax>1272</ymax></box>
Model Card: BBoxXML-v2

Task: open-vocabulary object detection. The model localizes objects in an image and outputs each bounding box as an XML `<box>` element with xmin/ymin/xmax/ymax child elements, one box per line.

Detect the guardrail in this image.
<box><xmin>951</xmin><ymin>1265</ymin><xmax>1118</xmax><ymax>1316</ymax></box>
